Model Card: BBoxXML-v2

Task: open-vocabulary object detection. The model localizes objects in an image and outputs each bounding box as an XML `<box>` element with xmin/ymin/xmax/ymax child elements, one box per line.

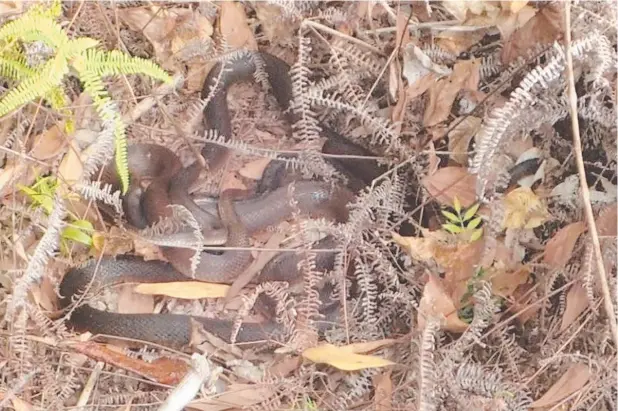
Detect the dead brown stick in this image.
<box><xmin>563</xmin><ymin>2</ymin><xmax>618</xmax><ymax>346</ymax></box>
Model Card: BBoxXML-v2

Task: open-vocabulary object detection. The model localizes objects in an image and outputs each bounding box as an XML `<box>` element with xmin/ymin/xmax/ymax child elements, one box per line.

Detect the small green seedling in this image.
<box><xmin>441</xmin><ymin>196</ymin><xmax>483</xmax><ymax>242</ymax></box>
<box><xmin>19</xmin><ymin>176</ymin><xmax>94</xmax><ymax>252</ymax></box>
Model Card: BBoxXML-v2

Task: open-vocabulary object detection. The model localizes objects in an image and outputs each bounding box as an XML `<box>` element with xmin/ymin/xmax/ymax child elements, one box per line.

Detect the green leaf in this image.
<box><xmin>18</xmin><ymin>184</ymin><xmax>54</xmax><ymax>213</ymax></box>
<box><xmin>443</xmin><ymin>223</ymin><xmax>463</xmax><ymax>234</ymax></box>
<box><xmin>453</xmin><ymin>196</ymin><xmax>462</xmax><ymax>215</ymax></box>
<box><xmin>470</xmin><ymin>228</ymin><xmax>484</xmax><ymax>242</ymax></box>
<box><xmin>62</xmin><ymin>220</ymin><xmax>94</xmax><ymax>246</ymax></box>
<box><xmin>463</xmin><ymin>203</ymin><xmax>480</xmax><ymax>222</ymax></box>
<box><xmin>466</xmin><ymin>216</ymin><xmax>483</xmax><ymax>230</ymax></box>
<box><xmin>441</xmin><ymin>210</ymin><xmax>461</xmax><ymax>223</ymax></box>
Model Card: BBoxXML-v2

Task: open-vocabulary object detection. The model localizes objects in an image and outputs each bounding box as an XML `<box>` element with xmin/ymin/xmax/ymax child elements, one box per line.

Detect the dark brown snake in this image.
<box><xmin>59</xmin><ymin>51</ymin><xmax>385</xmax><ymax>349</ymax></box>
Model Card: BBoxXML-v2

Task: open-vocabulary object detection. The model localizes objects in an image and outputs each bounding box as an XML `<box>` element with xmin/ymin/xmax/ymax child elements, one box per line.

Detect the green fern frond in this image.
<box><xmin>76</xmin><ymin>64</ymin><xmax>130</xmax><ymax>191</ymax></box>
<box><xmin>0</xmin><ymin>51</ymin><xmax>69</xmax><ymax>116</ymax></box>
<box><xmin>44</xmin><ymin>86</ymin><xmax>69</xmax><ymax>110</ymax></box>
<box><xmin>44</xmin><ymin>85</ymin><xmax>74</xmax><ymax>132</ymax></box>
<box><xmin>26</xmin><ymin>0</ymin><xmax>62</xmax><ymax>20</ymax></box>
<box><xmin>68</xmin><ymin>37</ymin><xmax>100</xmax><ymax>56</ymax></box>
<box><xmin>0</xmin><ymin>55</ymin><xmax>33</xmax><ymax>80</ymax></box>
<box><xmin>113</xmin><ymin>117</ymin><xmax>129</xmax><ymax>192</ymax></box>
<box><xmin>83</xmin><ymin>49</ymin><xmax>172</xmax><ymax>83</ymax></box>
<box><xmin>0</xmin><ymin>15</ymin><xmax>69</xmax><ymax>50</ymax></box>
<box><xmin>0</xmin><ymin>2</ymin><xmax>170</xmax><ymax>194</ymax></box>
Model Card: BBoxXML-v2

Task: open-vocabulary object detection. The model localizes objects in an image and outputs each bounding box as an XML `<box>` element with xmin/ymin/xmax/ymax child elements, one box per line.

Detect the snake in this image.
<box><xmin>58</xmin><ymin>50</ymin><xmax>388</xmax><ymax>350</ymax></box>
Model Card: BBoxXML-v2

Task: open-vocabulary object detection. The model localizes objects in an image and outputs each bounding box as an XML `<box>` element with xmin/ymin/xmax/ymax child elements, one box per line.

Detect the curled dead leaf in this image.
<box><xmin>530</xmin><ymin>363</ymin><xmax>591</xmax><ymax>408</ymax></box>
<box><xmin>373</xmin><ymin>370</ymin><xmax>393</xmax><ymax>411</ymax></box>
<box><xmin>595</xmin><ymin>203</ymin><xmax>617</xmax><ymax>237</ymax></box>
<box><xmin>543</xmin><ymin>221</ymin><xmax>586</xmax><ymax>269</ymax></box>
<box><xmin>30</xmin><ymin>124</ymin><xmax>67</xmax><ymax>160</ymax></box>
<box><xmin>219</xmin><ymin>2</ymin><xmax>257</xmax><ymax>50</ymax></box>
<box><xmin>501</xmin><ymin>2</ymin><xmax>564</xmax><ymax>65</ymax></box>
<box><xmin>422</xmin><ymin>166</ymin><xmax>478</xmax><ymax>207</ymax></box>
<box><xmin>189</xmin><ymin>383</ymin><xmax>276</xmax><ymax>411</ymax></box>
<box><xmin>448</xmin><ymin>116</ymin><xmax>482</xmax><ymax>166</ymax></box>
<box><xmin>423</xmin><ymin>59</ymin><xmax>481</xmax><ymax>127</ymax></box>
<box><xmin>502</xmin><ymin>187</ymin><xmax>549</xmax><ymax>229</ymax></box>
<box><xmin>391</xmin><ymin>231</ymin><xmax>436</xmax><ymax>261</ymax></box>
<box><xmin>418</xmin><ymin>274</ymin><xmax>469</xmax><ymax>333</ymax></box>
<box><xmin>559</xmin><ymin>283</ymin><xmax>588</xmax><ymax>333</ymax></box>
<box><xmin>238</xmin><ymin>158</ymin><xmax>271</xmax><ymax>180</ymax></box>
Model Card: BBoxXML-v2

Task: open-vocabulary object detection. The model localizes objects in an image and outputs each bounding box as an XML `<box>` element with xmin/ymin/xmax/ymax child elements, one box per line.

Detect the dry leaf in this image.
<box><xmin>0</xmin><ymin>163</ymin><xmax>28</xmax><ymax>196</ymax></box>
<box><xmin>502</xmin><ymin>187</ymin><xmax>549</xmax><ymax>229</ymax></box>
<box><xmin>436</xmin><ymin>29</ymin><xmax>488</xmax><ymax>56</ymax></box>
<box><xmin>302</xmin><ymin>343</ymin><xmax>396</xmax><ymax>371</ymax></box>
<box><xmin>29</xmin><ymin>124</ymin><xmax>67</xmax><ymax>160</ymax></box>
<box><xmin>394</xmin><ymin>12</ymin><xmax>411</xmax><ymax>51</ymax></box>
<box><xmin>30</xmin><ymin>275</ymin><xmax>57</xmax><ymax>312</ymax></box>
<box><xmin>220</xmin><ymin>173</ymin><xmax>247</xmax><ymax>191</ymax></box>
<box><xmin>530</xmin><ymin>363</ymin><xmax>591</xmax><ymax>408</ymax></box>
<box><xmin>487</xmin><ymin>264</ymin><xmax>531</xmax><ymax>300</ymax></box>
<box><xmin>11</xmin><ymin>396</ymin><xmax>34</xmax><ymax>411</ymax></box>
<box><xmin>390</xmin><ymin>59</ymin><xmax>408</xmax><ymax>126</ymax></box>
<box><xmin>0</xmin><ymin>1</ymin><xmax>23</xmax><ymax>17</ymax></box>
<box><xmin>418</xmin><ymin>274</ymin><xmax>469</xmax><ymax>333</ymax></box>
<box><xmin>254</xmin><ymin>3</ymin><xmax>296</xmax><ymax>45</ymax></box>
<box><xmin>595</xmin><ymin>203</ymin><xmax>617</xmax><ymax>237</ymax></box>
<box><xmin>373</xmin><ymin>370</ymin><xmax>393</xmax><ymax>411</ymax></box>
<box><xmin>434</xmin><ymin>240</ymin><xmax>484</xmax><ymax>299</ymax></box>
<box><xmin>423</xmin><ymin>59</ymin><xmax>480</xmax><ymax>127</ymax></box>
<box><xmin>402</xmin><ymin>43</ymin><xmax>451</xmax><ymax>87</ymax></box>
<box><xmin>391</xmin><ymin>231</ymin><xmax>436</xmax><ymax>261</ymax></box>
<box><xmin>495</xmin><ymin>5</ymin><xmax>537</xmax><ymax>39</ymax></box>
<box><xmin>267</xmin><ymin>356</ymin><xmax>303</xmax><ymax>379</ymax></box>
<box><xmin>70</xmin><ymin>340</ymin><xmax>188</xmax><ymax>385</ymax></box>
<box><xmin>340</xmin><ymin>339</ymin><xmax>397</xmax><ymax>354</ymax></box>
<box><xmin>448</xmin><ymin>116</ymin><xmax>482</xmax><ymax>165</ymax></box>
<box><xmin>117</xmin><ymin>285</ymin><xmax>154</xmax><ymax>314</ymax></box>
<box><xmin>406</xmin><ymin>72</ymin><xmax>438</xmax><ymax>100</ymax></box>
<box><xmin>422</xmin><ymin>166</ymin><xmax>478</xmax><ymax>207</ymax></box>
<box><xmin>57</xmin><ymin>143</ymin><xmax>84</xmax><ymax>185</ymax></box>
<box><xmin>543</xmin><ymin>222</ymin><xmax>586</xmax><ymax>268</ymax></box>
<box><xmin>119</xmin><ymin>7</ymin><xmax>213</xmax><ymax>73</ymax></box>
<box><xmin>238</xmin><ymin>158</ymin><xmax>271</xmax><ymax>180</ymax></box>
<box><xmin>189</xmin><ymin>383</ymin><xmax>276</xmax><ymax>411</ymax></box>
<box><xmin>134</xmin><ymin>281</ymin><xmax>230</xmax><ymax>299</ymax></box>
<box><xmin>559</xmin><ymin>283</ymin><xmax>588</xmax><ymax>332</ymax></box>
<box><xmin>503</xmin><ymin>1</ymin><xmax>531</xmax><ymax>14</ymax></box>
<box><xmin>442</xmin><ymin>1</ymin><xmax>501</xmax><ymax>22</ymax></box>
<box><xmin>219</xmin><ymin>2</ymin><xmax>257</xmax><ymax>50</ymax></box>
<box><xmin>501</xmin><ymin>3</ymin><xmax>564</xmax><ymax>64</ymax></box>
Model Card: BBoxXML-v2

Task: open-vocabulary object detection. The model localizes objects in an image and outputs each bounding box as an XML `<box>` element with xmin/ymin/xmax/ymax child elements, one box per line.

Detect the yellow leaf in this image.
<box><xmin>91</xmin><ymin>232</ymin><xmax>105</xmax><ymax>252</ymax></box>
<box><xmin>418</xmin><ymin>274</ymin><xmax>469</xmax><ymax>333</ymax></box>
<box><xmin>338</xmin><ymin>339</ymin><xmax>397</xmax><ymax>354</ymax></box>
<box><xmin>302</xmin><ymin>343</ymin><xmax>396</xmax><ymax>371</ymax></box>
<box><xmin>134</xmin><ymin>281</ymin><xmax>230</xmax><ymax>299</ymax></box>
<box><xmin>391</xmin><ymin>232</ymin><xmax>436</xmax><ymax>261</ymax></box>
<box><xmin>502</xmin><ymin>1</ymin><xmax>530</xmax><ymax>14</ymax></box>
<box><xmin>502</xmin><ymin>187</ymin><xmax>549</xmax><ymax>229</ymax></box>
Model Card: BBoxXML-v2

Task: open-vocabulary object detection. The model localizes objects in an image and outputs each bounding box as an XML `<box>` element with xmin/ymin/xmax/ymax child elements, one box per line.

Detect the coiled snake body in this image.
<box><xmin>59</xmin><ymin>51</ymin><xmax>385</xmax><ymax>349</ymax></box>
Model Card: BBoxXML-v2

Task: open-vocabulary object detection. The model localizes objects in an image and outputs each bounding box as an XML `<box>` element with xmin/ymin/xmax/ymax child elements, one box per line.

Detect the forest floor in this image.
<box><xmin>0</xmin><ymin>1</ymin><xmax>616</xmax><ymax>411</ymax></box>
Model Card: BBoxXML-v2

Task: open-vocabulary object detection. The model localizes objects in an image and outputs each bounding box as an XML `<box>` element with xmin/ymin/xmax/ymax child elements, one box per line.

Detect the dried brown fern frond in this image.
<box><xmin>451</xmin><ymin>361</ymin><xmax>532</xmax><ymax>411</ymax></box>
<box><xmin>471</xmin><ymin>32</ymin><xmax>615</xmax><ymax>200</ymax></box>
<box><xmin>419</xmin><ymin>316</ymin><xmax>441</xmax><ymax>411</ymax></box>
